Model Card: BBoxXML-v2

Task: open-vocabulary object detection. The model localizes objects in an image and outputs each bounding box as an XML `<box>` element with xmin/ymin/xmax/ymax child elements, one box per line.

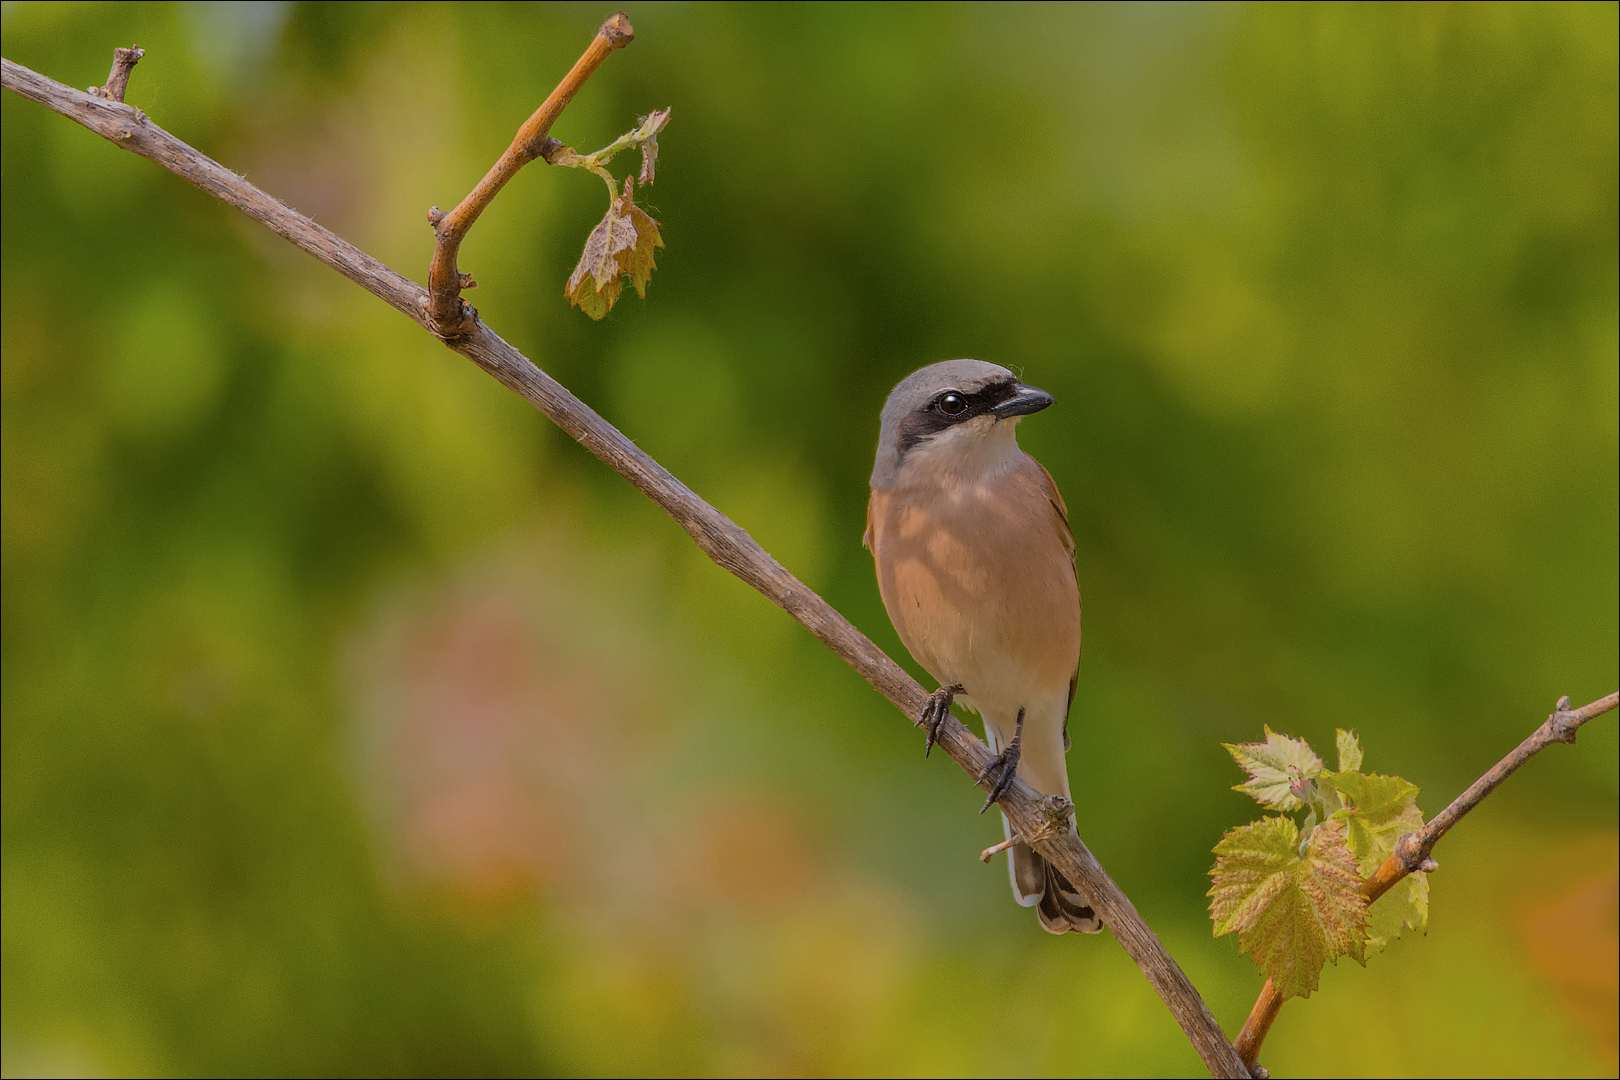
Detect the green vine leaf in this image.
<box><xmin>1335</xmin><ymin>728</ymin><xmax>1363</xmax><ymax>772</ymax></box>
<box><xmin>1362</xmin><ymin>870</ymin><xmax>1429</xmax><ymax>961</ymax></box>
<box><xmin>1321</xmin><ymin>768</ymin><xmax>1428</xmax><ymax>958</ymax></box>
<box><xmin>1209</xmin><ymin>816</ymin><xmax>1366</xmax><ymax>999</ymax></box>
<box><xmin>1210</xmin><ymin>816</ymin><xmax>1299</xmax><ymax>937</ymax></box>
<box><xmin>1322</xmin><ymin>770</ymin><xmax>1422</xmax><ymax>870</ymax></box>
<box><xmin>1224</xmin><ymin>727</ymin><xmax>1324</xmax><ymax>811</ymax></box>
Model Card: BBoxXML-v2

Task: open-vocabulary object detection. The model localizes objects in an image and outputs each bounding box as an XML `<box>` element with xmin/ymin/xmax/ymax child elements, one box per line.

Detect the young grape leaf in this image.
<box><xmin>1335</xmin><ymin>728</ymin><xmax>1363</xmax><ymax>772</ymax></box>
<box><xmin>634</xmin><ymin>107</ymin><xmax>672</xmax><ymax>186</ymax></box>
<box><xmin>1210</xmin><ymin>816</ymin><xmax>1299</xmax><ymax>937</ymax></box>
<box><xmin>1360</xmin><ymin>869</ymin><xmax>1429</xmax><ymax>960</ymax></box>
<box><xmin>565</xmin><ymin>199</ymin><xmax>638</xmax><ymax>319</ymax></box>
<box><xmin>1224</xmin><ymin>727</ymin><xmax>1324</xmax><ymax>810</ymax></box>
<box><xmin>565</xmin><ymin>182</ymin><xmax>664</xmax><ymax>320</ymax></box>
<box><xmin>1210</xmin><ymin>817</ymin><xmax>1366</xmax><ymax>999</ymax></box>
<box><xmin>620</xmin><ymin>200</ymin><xmax>663</xmax><ymax>299</ymax></box>
<box><xmin>556</xmin><ymin>109</ymin><xmax>672</xmax><ymax>320</ymax></box>
<box><xmin>1322</xmin><ymin>770</ymin><xmax>1422</xmax><ymax>871</ymax></box>
<box><xmin>1322</xmin><ymin>767</ymin><xmax>1427</xmax><ymax>958</ymax></box>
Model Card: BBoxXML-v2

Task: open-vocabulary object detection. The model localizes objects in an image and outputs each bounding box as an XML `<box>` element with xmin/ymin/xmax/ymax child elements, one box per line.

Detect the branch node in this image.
<box><xmin>1548</xmin><ymin>695</ymin><xmax>1581</xmax><ymax>744</ymax></box>
<box><xmin>458</xmin><ymin>272</ymin><xmax>477</xmax><ymax>290</ymax></box>
<box><xmin>1041</xmin><ymin>794</ymin><xmax>1074</xmax><ymax>834</ymax></box>
<box><xmin>1393</xmin><ymin>831</ymin><xmax>1425</xmax><ymax>872</ymax></box>
<box><xmin>536</xmin><ymin>136</ymin><xmax>566</xmax><ymax>164</ymax></box>
<box><xmin>87</xmin><ymin>45</ymin><xmax>144</xmax><ymax>103</ymax></box>
<box><xmin>427</xmin><ymin>206</ymin><xmax>446</xmax><ymax>227</ymax></box>
<box><xmin>1419</xmin><ymin>858</ymin><xmax>1439</xmax><ymax>873</ymax></box>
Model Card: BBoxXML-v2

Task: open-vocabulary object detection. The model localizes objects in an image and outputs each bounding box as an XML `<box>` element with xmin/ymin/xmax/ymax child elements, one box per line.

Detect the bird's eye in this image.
<box><xmin>938</xmin><ymin>392</ymin><xmax>967</xmax><ymax>416</ymax></box>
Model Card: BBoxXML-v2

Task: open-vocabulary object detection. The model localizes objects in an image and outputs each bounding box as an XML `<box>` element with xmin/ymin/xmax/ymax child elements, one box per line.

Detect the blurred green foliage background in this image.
<box><xmin>3</xmin><ymin>2</ymin><xmax>1616</xmax><ymax>1076</ymax></box>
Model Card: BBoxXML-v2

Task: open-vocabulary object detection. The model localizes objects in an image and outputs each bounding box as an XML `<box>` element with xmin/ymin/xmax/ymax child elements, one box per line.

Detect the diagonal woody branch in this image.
<box><xmin>1233</xmin><ymin>690</ymin><xmax>1620</xmax><ymax>1075</ymax></box>
<box><xmin>425</xmin><ymin>12</ymin><xmax>634</xmax><ymax>339</ymax></box>
<box><xmin>0</xmin><ymin>51</ymin><xmax>1250</xmax><ymax>1078</ymax></box>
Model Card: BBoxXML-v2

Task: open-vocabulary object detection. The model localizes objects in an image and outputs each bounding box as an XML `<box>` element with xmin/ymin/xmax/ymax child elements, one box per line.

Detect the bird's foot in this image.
<box><xmin>977</xmin><ymin>707</ymin><xmax>1025</xmax><ymax>812</ymax></box>
<box><xmin>921</xmin><ymin>683</ymin><xmax>964</xmax><ymax>758</ymax></box>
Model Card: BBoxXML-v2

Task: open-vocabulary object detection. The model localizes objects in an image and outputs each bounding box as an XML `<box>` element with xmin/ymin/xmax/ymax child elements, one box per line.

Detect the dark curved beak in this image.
<box><xmin>991</xmin><ymin>383</ymin><xmax>1055</xmax><ymax>419</ymax></box>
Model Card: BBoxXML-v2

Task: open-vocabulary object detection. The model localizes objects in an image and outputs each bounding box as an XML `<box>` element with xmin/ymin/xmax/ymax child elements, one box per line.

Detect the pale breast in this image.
<box><xmin>867</xmin><ymin>456</ymin><xmax>1080</xmax><ymax>716</ymax></box>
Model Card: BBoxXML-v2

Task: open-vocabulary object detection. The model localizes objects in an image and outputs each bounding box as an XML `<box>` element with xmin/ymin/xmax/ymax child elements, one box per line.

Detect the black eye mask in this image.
<box><xmin>895</xmin><ymin>379</ymin><xmax>1022</xmax><ymax>456</ymax></box>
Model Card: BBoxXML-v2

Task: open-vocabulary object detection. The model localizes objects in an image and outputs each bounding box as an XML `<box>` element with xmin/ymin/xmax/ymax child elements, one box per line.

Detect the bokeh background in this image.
<box><xmin>3</xmin><ymin>2</ymin><xmax>1616</xmax><ymax>1076</ymax></box>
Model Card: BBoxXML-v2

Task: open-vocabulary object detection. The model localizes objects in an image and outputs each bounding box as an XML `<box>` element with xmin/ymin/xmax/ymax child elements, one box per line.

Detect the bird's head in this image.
<box><xmin>871</xmin><ymin>359</ymin><xmax>1055</xmax><ymax>490</ymax></box>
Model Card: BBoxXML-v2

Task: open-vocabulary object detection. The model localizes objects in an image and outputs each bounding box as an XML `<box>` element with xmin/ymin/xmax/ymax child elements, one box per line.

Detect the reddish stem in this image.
<box><xmin>425</xmin><ymin>12</ymin><xmax>633</xmax><ymax>337</ymax></box>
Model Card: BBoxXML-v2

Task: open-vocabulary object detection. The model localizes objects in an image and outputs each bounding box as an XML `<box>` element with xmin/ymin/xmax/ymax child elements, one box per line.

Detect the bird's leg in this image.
<box><xmin>920</xmin><ymin>683</ymin><xmax>964</xmax><ymax>758</ymax></box>
<box><xmin>977</xmin><ymin>707</ymin><xmax>1024</xmax><ymax>812</ymax></box>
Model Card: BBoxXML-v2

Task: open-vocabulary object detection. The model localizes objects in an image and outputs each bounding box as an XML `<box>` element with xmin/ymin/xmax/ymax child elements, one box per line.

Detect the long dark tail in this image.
<box><xmin>1011</xmin><ymin>842</ymin><xmax>1103</xmax><ymax>935</ymax></box>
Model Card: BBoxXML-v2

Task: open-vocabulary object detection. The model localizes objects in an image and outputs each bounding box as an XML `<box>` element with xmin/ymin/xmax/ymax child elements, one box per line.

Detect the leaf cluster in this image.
<box><xmin>1209</xmin><ymin>729</ymin><xmax>1428</xmax><ymax>999</ymax></box>
<box><xmin>555</xmin><ymin>108</ymin><xmax>671</xmax><ymax>320</ymax></box>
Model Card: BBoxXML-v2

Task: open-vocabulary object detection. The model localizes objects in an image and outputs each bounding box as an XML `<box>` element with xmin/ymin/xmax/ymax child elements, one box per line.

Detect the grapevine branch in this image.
<box><xmin>1233</xmin><ymin>690</ymin><xmax>1620</xmax><ymax>1075</ymax></box>
<box><xmin>0</xmin><ymin>41</ymin><xmax>1251</xmax><ymax>1080</ymax></box>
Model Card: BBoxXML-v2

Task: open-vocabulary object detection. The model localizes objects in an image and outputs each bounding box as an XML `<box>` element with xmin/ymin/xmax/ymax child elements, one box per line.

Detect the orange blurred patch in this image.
<box><xmin>1522</xmin><ymin>837</ymin><xmax>1619</xmax><ymax>1066</ymax></box>
<box><xmin>677</xmin><ymin>794</ymin><xmax>819</xmax><ymax>913</ymax></box>
<box><xmin>390</xmin><ymin>595</ymin><xmax>569</xmax><ymax>907</ymax></box>
<box><xmin>359</xmin><ymin>575</ymin><xmax>638</xmax><ymax>913</ymax></box>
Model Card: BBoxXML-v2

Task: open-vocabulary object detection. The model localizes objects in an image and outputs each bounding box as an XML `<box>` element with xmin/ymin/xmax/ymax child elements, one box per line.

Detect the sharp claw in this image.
<box><xmin>920</xmin><ymin>684</ymin><xmax>962</xmax><ymax>759</ymax></box>
<box><xmin>975</xmin><ymin>706</ymin><xmax>1024</xmax><ymax>813</ymax></box>
<box><xmin>991</xmin><ymin>766</ymin><xmax>1017</xmax><ymax>805</ymax></box>
<box><xmin>976</xmin><ymin>751</ymin><xmax>1018</xmax><ymax>812</ymax></box>
<box><xmin>978</xmin><ymin>767</ymin><xmax>1010</xmax><ymax>812</ymax></box>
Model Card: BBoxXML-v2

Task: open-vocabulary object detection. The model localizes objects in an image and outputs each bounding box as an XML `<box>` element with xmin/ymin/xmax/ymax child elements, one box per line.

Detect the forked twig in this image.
<box><xmin>424</xmin><ymin>12</ymin><xmax>634</xmax><ymax>338</ymax></box>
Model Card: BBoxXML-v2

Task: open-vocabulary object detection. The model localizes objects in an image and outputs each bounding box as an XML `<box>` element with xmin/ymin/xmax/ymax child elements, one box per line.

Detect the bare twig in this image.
<box><xmin>1366</xmin><ymin>691</ymin><xmax>1618</xmax><ymax>901</ymax></box>
<box><xmin>0</xmin><ymin>51</ymin><xmax>1250</xmax><ymax>1078</ymax></box>
<box><xmin>1234</xmin><ymin>691</ymin><xmax>1620</xmax><ymax>1074</ymax></box>
<box><xmin>424</xmin><ymin>12</ymin><xmax>634</xmax><ymax>339</ymax></box>
<box><xmin>86</xmin><ymin>44</ymin><xmax>142</xmax><ymax>103</ymax></box>
<box><xmin>980</xmin><ymin>837</ymin><xmax>1019</xmax><ymax>863</ymax></box>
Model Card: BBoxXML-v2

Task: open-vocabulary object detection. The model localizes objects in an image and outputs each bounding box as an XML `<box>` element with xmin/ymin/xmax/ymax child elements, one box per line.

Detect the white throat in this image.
<box><xmin>894</xmin><ymin>415</ymin><xmax>1027</xmax><ymax>490</ymax></box>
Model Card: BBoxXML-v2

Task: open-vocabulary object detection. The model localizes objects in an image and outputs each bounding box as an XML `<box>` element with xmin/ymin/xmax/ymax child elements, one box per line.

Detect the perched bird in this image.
<box><xmin>865</xmin><ymin>359</ymin><xmax>1100</xmax><ymax>934</ymax></box>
